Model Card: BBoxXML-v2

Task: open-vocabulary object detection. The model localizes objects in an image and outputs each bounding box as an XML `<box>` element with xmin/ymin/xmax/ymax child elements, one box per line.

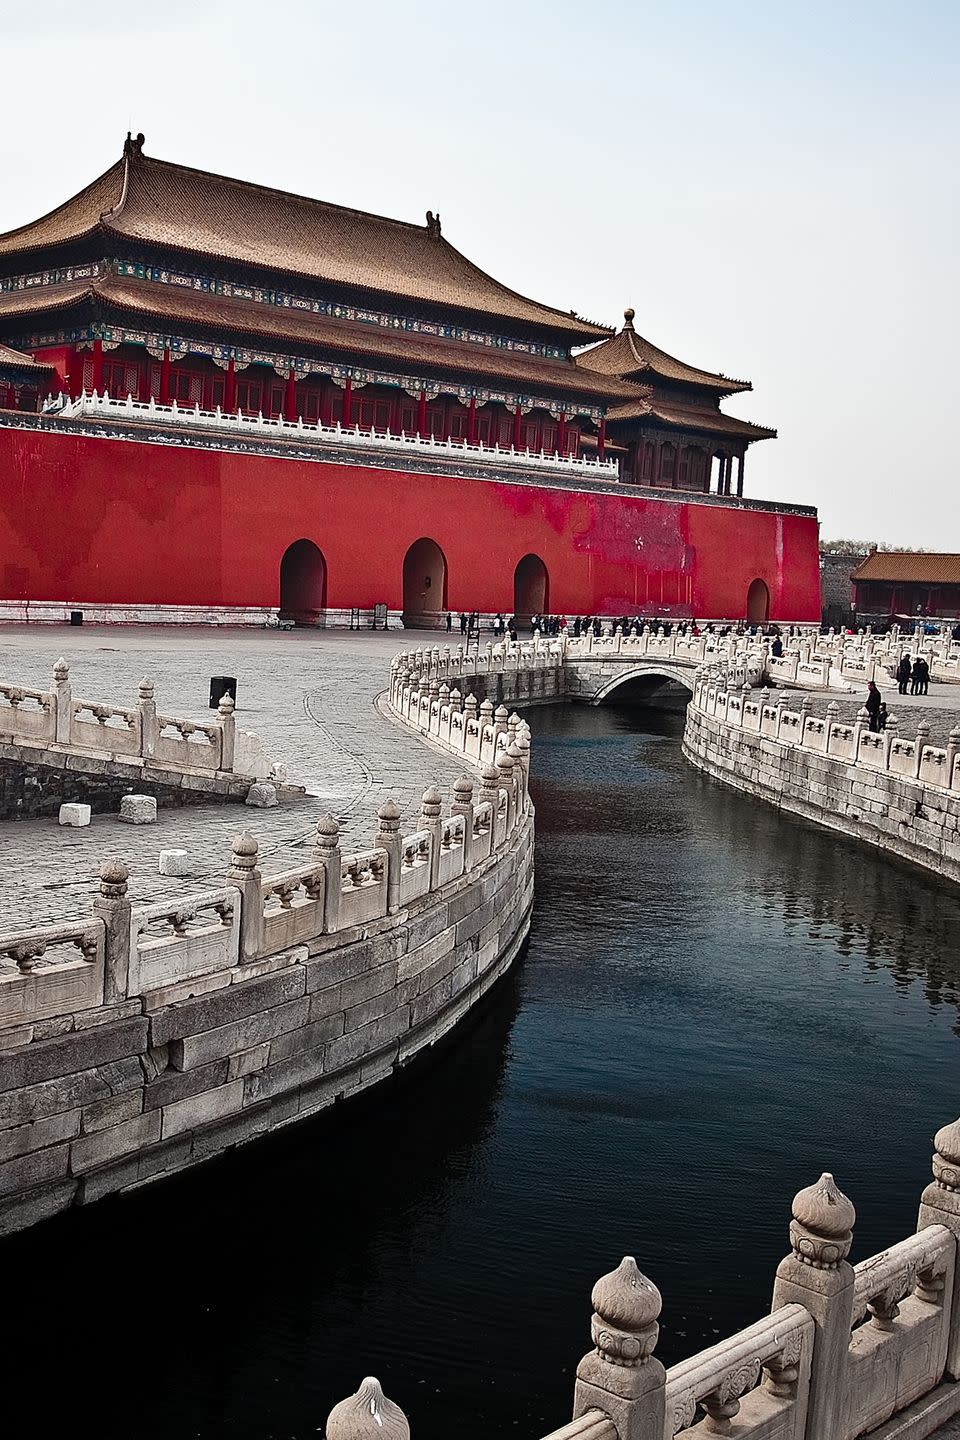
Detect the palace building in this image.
<box><xmin>0</xmin><ymin>134</ymin><xmax>819</xmax><ymax>625</ymax></box>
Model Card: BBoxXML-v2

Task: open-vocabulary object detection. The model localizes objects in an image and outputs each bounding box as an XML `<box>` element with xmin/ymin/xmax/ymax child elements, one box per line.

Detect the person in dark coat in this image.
<box><xmin>910</xmin><ymin>658</ymin><xmax>923</xmax><ymax>695</ymax></box>
<box><xmin>865</xmin><ymin>681</ymin><xmax>882</xmax><ymax>732</ymax></box>
<box><xmin>916</xmin><ymin>657</ymin><xmax>930</xmax><ymax>695</ymax></box>
<box><xmin>771</xmin><ymin>635</ymin><xmax>784</xmax><ymax>659</ymax></box>
<box><xmin>896</xmin><ymin>655</ymin><xmax>912</xmax><ymax>694</ymax></box>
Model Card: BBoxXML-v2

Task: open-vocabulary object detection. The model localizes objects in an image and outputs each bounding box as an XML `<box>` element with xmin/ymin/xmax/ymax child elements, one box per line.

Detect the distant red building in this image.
<box><xmin>0</xmin><ymin>134</ymin><xmax>819</xmax><ymax>625</ymax></box>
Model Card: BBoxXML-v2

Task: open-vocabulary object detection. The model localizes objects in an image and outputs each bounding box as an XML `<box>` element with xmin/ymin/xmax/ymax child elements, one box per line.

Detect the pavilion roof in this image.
<box><xmin>605</xmin><ymin>393</ymin><xmax>775</xmax><ymax>441</ymax></box>
<box><xmin>0</xmin><ymin>136</ymin><xmax>611</xmax><ymax>345</ymax></box>
<box><xmin>575</xmin><ymin>309</ymin><xmax>752</xmax><ymax>396</ymax></box>
<box><xmin>851</xmin><ymin>552</ymin><xmax>960</xmax><ymax>585</ymax></box>
<box><xmin>0</xmin><ymin>276</ymin><xmax>640</xmax><ymax>406</ymax></box>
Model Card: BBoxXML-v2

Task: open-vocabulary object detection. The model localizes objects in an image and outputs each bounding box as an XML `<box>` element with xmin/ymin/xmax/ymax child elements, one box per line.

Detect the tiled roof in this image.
<box><xmin>0</xmin><ymin>341</ymin><xmax>52</xmax><ymax>371</ymax></box>
<box><xmin>852</xmin><ymin>552</ymin><xmax>960</xmax><ymax>584</ymax></box>
<box><xmin>0</xmin><ymin>276</ymin><xmax>640</xmax><ymax>405</ymax></box>
<box><xmin>0</xmin><ymin>138</ymin><xmax>610</xmax><ymax>344</ymax></box>
<box><xmin>605</xmin><ymin>393</ymin><xmax>775</xmax><ymax>441</ymax></box>
<box><xmin>575</xmin><ymin>309</ymin><xmax>751</xmax><ymax>395</ymax></box>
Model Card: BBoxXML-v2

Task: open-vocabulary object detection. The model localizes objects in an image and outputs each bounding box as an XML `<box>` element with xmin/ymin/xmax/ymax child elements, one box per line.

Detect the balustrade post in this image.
<box><xmin>507</xmin><ymin>739</ymin><xmax>526</xmax><ymax>808</ymax></box>
<box><xmin>918</xmin><ymin>1116</ymin><xmax>960</xmax><ymax>1377</ymax></box>
<box><xmin>493</xmin><ymin>703</ymin><xmax>510</xmax><ymax>746</ymax></box>
<box><xmin>53</xmin><ymin>656</ymin><xmax>72</xmax><ymax>745</ymax></box>
<box><xmin>376</xmin><ymin>799</ymin><xmax>402</xmax><ymax>913</ymax></box>
<box><xmin>420</xmin><ymin>786</ymin><xmax>443</xmax><ymax>888</ymax></box>
<box><xmin>497</xmin><ymin>752</ymin><xmax>517</xmax><ymax>830</ymax></box>
<box><xmin>326</xmin><ymin>1377</ymin><xmax>410</xmax><ymax>1440</ymax></box>
<box><xmin>138</xmin><ymin>676</ymin><xmax>158</xmax><ymax>759</ymax></box>
<box><xmin>947</xmin><ymin>727</ymin><xmax>960</xmax><ymax>786</ymax></box>
<box><xmin>771</xmin><ymin>1173</ymin><xmax>856</xmax><ymax>1440</ymax></box>
<box><xmin>883</xmin><ymin>714</ymin><xmax>899</xmax><ymax>765</ymax></box>
<box><xmin>450</xmin><ymin>775</ymin><xmax>475</xmax><ymax>868</ymax></box>
<box><xmin>315</xmin><ymin>815</ymin><xmax>342</xmax><ymax>933</ymax></box>
<box><xmin>573</xmin><ymin>1257</ymin><xmax>666</xmax><ymax>1440</ymax></box>
<box><xmin>93</xmin><ymin>860</ymin><xmax>132</xmax><ymax>1003</ymax></box>
<box><xmin>227</xmin><ymin>831</ymin><xmax>263</xmax><ymax>962</ymax></box>
<box><xmin>479</xmin><ymin>763</ymin><xmax>500</xmax><ymax>813</ymax></box>
<box><xmin>915</xmin><ymin>721</ymin><xmax>931</xmax><ymax>780</ymax></box>
<box><xmin>217</xmin><ymin>693</ymin><xmax>236</xmax><ymax>772</ymax></box>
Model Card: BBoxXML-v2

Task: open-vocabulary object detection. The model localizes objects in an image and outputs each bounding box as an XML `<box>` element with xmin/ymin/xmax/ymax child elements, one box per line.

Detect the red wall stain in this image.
<box><xmin>0</xmin><ymin>428</ymin><xmax>821</xmax><ymax>619</ymax></box>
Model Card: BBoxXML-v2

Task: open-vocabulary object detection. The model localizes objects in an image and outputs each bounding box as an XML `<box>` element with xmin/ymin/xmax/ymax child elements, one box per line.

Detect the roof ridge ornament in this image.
<box><xmin>623</xmin><ymin>306</ymin><xmax>635</xmax><ymax>331</ymax></box>
<box><xmin>123</xmin><ymin>131</ymin><xmax>145</xmax><ymax>159</ymax></box>
<box><xmin>425</xmin><ymin>210</ymin><xmax>442</xmax><ymax>239</ymax></box>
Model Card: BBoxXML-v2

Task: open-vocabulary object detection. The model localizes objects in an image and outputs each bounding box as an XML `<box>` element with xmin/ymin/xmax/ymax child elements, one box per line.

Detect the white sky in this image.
<box><xmin>3</xmin><ymin>0</ymin><xmax>957</xmax><ymax>546</ymax></box>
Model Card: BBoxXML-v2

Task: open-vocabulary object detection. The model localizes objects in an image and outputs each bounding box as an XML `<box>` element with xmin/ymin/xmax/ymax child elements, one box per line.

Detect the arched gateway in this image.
<box><xmin>747</xmin><ymin>578</ymin><xmax>770</xmax><ymax>624</ymax></box>
<box><xmin>513</xmin><ymin>554</ymin><xmax>549</xmax><ymax>622</ymax></box>
<box><xmin>279</xmin><ymin>539</ymin><xmax>327</xmax><ymax>624</ymax></box>
<box><xmin>402</xmin><ymin>538</ymin><xmax>447</xmax><ymax>627</ymax></box>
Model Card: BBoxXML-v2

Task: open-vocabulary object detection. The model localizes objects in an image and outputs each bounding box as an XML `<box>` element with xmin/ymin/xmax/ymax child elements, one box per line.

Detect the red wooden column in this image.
<box><xmin>597</xmin><ymin>418</ymin><xmax>606</xmax><ymax>460</ymax></box>
<box><xmin>736</xmin><ymin>453</ymin><xmax>745</xmax><ymax>497</ymax></box>
<box><xmin>284</xmin><ymin>367</ymin><xmax>297</xmax><ymax>422</ymax></box>
<box><xmin>159</xmin><ymin>347</ymin><xmax>171</xmax><ymax>404</ymax></box>
<box><xmin>91</xmin><ymin>338</ymin><xmax>104</xmax><ymax>394</ymax></box>
<box><xmin>557</xmin><ymin>413</ymin><xmax>567</xmax><ymax>455</ymax></box>
<box><xmin>513</xmin><ymin>405</ymin><xmax>522</xmax><ymax>450</ymax></box>
<box><xmin>341</xmin><ymin>376</ymin><xmax>352</xmax><ymax>426</ymax></box>
<box><xmin>417</xmin><ymin>389</ymin><xmax>427</xmax><ymax>437</ymax></box>
<box><xmin>225</xmin><ymin>356</ymin><xmax>237</xmax><ymax>412</ymax></box>
<box><xmin>467</xmin><ymin>395</ymin><xmax>477</xmax><ymax>445</ymax></box>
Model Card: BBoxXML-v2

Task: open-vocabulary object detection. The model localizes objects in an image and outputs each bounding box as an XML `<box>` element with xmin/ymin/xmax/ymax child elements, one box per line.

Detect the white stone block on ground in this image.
<box><xmin>118</xmin><ymin>794</ymin><xmax>157</xmax><ymax>825</ymax></box>
<box><xmin>59</xmin><ymin>803</ymin><xmax>91</xmax><ymax>827</ymax></box>
<box><xmin>158</xmin><ymin>848</ymin><xmax>195</xmax><ymax>877</ymax></box>
<box><xmin>245</xmin><ymin>782</ymin><xmax>278</xmax><ymax>808</ymax></box>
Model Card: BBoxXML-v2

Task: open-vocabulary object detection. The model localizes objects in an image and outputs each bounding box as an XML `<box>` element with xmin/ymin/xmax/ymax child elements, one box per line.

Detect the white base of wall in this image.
<box><xmin>0</xmin><ymin>601</ymin><xmax>406</xmax><ymax>631</ymax></box>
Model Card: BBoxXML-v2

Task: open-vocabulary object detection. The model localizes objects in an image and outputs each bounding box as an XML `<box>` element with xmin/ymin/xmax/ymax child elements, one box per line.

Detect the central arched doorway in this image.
<box><xmin>746</xmin><ymin>578</ymin><xmax>770</xmax><ymax>625</ymax></box>
<box><xmin>513</xmin><ymin>554</ymin><xmax>549</xmax><ymax>623</ymax></box>
<box><xmin>279</xmin><ymin>539</ymin><xmax>327</xmax><ymax>625</ymax></box>
<box><xmin>402</xmin><ymin>537</ymin><xmax>447</xmax><ymax>628</ymax></box>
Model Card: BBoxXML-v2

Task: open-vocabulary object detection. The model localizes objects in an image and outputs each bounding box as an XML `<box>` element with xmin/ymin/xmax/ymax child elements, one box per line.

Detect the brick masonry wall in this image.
<box><xmin>682</xmin><ymin>707</ymin><xmax>960</xmax><ymax>885</ymax></box>
<box><xmin>0</xmin><ymin>809</ymin><xmax>534</xmax><ymax>1235</ymax></box>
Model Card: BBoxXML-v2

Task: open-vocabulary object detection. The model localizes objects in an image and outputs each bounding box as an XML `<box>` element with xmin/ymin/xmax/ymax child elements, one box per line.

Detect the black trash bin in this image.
<box><xmin>70</xmin><ymin>610</ymin><xmax>83</xmax><ymax>626</ymax></box>
<box><xmin>209</xmin><ymin>675</ymin><xmax>237</xmax><ymax>710</ymax></box>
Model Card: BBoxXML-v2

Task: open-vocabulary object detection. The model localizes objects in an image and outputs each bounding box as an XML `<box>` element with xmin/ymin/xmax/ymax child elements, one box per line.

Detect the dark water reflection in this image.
<box><xmin>8</xmin><ymin>704</ymin><xmax>960</xmax><ymax>1440</ymax></box>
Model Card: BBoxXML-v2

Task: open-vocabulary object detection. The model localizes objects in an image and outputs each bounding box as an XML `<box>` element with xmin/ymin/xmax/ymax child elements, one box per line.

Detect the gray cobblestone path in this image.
<box><xmin>0</xmin><ymin>626</ymin><xmax>464</xmax><ymax>929</ymax></box>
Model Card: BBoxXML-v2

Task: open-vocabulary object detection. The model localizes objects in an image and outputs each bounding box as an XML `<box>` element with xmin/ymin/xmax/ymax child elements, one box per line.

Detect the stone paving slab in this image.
<box><xmin>0</xmin><ymin>626</ymin><xmax>465</xmax><ymax>930</ymax></box>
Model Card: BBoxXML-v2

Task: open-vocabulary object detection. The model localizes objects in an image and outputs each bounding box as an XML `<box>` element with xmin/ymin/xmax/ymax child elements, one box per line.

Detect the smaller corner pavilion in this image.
<box><xmin>0</xmin><ymin>342</ymin><xmax>52</xmax><ymax>412</ymax></box>
<box><xmin>575</xmin><ymin>309</ymin><xmax>776</xmax><ymax>493</ymax></box>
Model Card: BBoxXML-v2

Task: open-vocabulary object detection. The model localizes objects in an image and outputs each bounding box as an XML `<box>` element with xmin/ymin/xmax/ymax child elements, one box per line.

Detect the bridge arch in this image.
<box><xmin>587</xmin><ymin>662</ymin><xmax>695</xmax><ymax>706</ymax></box>
<box><xmin>279</xmin><ymin>539</ymin><xmax>327</xmax><ymax>624</ymax></box>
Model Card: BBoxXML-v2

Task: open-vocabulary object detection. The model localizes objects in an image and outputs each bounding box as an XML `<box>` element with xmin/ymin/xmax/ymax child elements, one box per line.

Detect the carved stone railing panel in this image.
<box><xmin>261</xmin><ymin>864</ymin><xmax>326</xmax><ymax>952</ymax></box>
<box><xmin>129</xmin><ymin>887</ymin><xmax>240</xmax><ymax>995</ymax></box>
<box><xmin>0</xmin><ymin>918</ymin><xmax>105</xmax><ymax>1029</ymax></box>
<box><xmin>155</xmin><ymin>714</ymin><xmax>223</xmax><ymax>770</ymax></box>
<box><xmin>339</xmin><ymin>849</ymin><xmax>388</xmax><ymax>927</ymax></box>
<box><xmin>0</xmin><ymin>685</ymin><xmax>56</xmax><ymax>745</ymax></box>
<box><xmin>71</xmin><ymin>700</ymin><xmax>141</xmax><ymax>756</ymax></box>
<box><xmin>664</xmin><ymin>1304</ymin><xmax>814</xmax><ymax>1440</ymax></box>
<box><xmin>398</xmin><ymin>831</ymin><xmax>432</xmax><ymax>904</ymax></box>
<box><xmin>436</xmin><ymin>815</ymin><xmax>466</xmax><ymax>887</ymax></box>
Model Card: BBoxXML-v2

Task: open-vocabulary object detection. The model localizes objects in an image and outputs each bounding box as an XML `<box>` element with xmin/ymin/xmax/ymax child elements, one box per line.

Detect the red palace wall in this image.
<box><xmin>0</xmin><ymin>427</ymin><xmax>821</xmax><ymax>620</ymax></box>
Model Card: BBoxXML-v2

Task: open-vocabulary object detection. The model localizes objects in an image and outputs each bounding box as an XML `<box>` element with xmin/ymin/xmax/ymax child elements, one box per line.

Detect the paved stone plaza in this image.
<box><xmin>0</xmin><ymin>625</ymin><xmax>464</xmax><ymax>929</ymax></box>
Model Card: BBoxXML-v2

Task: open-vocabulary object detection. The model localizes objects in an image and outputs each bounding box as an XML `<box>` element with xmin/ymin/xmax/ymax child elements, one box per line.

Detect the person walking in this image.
<box><xmin>865</xmin><ymin>680</ymin><xmax>882</xmax><ymax>732</ymax></box>
<box><xmin>896</xmin><ymin>654</ymin><xmax>912</xmax><ymax>695</ymax></box>
<box><xmin>916</xmin><ymin>656</ymin><xmax>930</xmax><ymax>695</ymax></box>
<box><xmin>910</xmin><ymin>657</ymin><xmax>923</xmax><ymax>695</ymax></box>
<box><xmin>445</xmin><ymin>612</ymin><xmax>452</xmax><ymax>633</ymax></box>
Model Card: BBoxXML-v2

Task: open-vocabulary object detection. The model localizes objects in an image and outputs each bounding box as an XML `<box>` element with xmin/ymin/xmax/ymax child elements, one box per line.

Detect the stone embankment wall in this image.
<box><xmin>683</xmin><ymin>674</ymin><xmax>960</xmax><ymax>884</ymax></box>
<box><xmin>0</xmin><ymin>664</ymin><xmax>534</xmax><ymax>1235</ymax></box>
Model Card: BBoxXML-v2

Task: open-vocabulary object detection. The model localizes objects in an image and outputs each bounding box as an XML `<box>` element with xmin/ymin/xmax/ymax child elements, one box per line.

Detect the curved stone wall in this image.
<box><xmin>0</xmin><ymin>665</ymin><xmax>534</xmax><ymax>1236</ymax></box>
<box><xmin>683</xmin><ymin>673</ymin><xmax>960</xmax><ymax>886</ymax></box>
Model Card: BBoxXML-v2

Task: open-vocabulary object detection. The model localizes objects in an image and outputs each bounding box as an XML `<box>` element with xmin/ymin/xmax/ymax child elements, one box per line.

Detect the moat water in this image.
<box><xmin>9</xmin><ymin>704</ymin><xmax>960</xmax><ymax>1440</ymax></box>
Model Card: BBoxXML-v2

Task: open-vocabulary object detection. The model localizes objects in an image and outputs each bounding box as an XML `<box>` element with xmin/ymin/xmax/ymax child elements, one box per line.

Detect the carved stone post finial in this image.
<box><xmin>315</xmin><ymin>815</ymin><xmax>342</xmax><ymax>932</ymax></box>
<box><xmin>53</xmin><ymin>656</ymin><xmax>72</xmax><ymax>744</ymax></box>
<box><xmin>918</xmin><ymin>1116</ymin><xmax>960</xmax><ymax>1377</ymax></box>
<box><xmin>771</xmin><ymin>1173</ymin><xmax>856</xmax><ymax>1440</ymax></box>
<box><xmin>228</xmin><ymin>831</ymin><xmax>262</xmax><ymax>962</ymax></box>
<box><xmin>574</xmin><ymin>1258</ymin><xmax>666</xmax><ymax>1440</ymax></box>
<box><xmin>138</xmin><ymin>674</ymin><xmax>158</xmax><ymax>759</ymax></box>
<box><xmin>420</xmin><ymin>785</ymin><xmax>443</xmax><ymax>887</ymax></box>
<box><xmin>217</xmin><ymin>692</ymin><xmax>236</xmax><ymax>772</ymax></box>
<box><xmin>377</xmin><ymin>798</ymin><xmax>402</xmax><ymax>913</ymax></box>
<box><xmin>326</xmin><ymin>1378</ymin><xmax>410</xmax><ymax>1440</ymax></box>
<box><xmin>450</xmin><ymin>774</ymin><xmax>475</xmax><ymax>868</ymax></box>
<box><xmin>94</xmin><ymin>859</ymin><xmax>131</xmax><ymax>1003</ymax></box>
